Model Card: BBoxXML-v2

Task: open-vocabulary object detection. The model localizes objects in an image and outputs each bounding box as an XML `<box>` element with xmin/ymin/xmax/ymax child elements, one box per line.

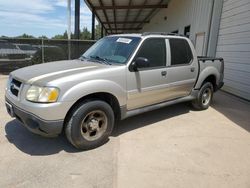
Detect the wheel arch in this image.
<box><xmin>195</xmin><ymin>67</ymin><xmax>220</xmax><ymax>90</ymax></box>
<box><xmin>63</xmin><ymin>92</ymin><xmax>121</xmax><ymax>130</ymax></box>
<box><xmin>202</xmin><ymin>75</ymin><xmax>216</xmax><ymax>90</ymax></box>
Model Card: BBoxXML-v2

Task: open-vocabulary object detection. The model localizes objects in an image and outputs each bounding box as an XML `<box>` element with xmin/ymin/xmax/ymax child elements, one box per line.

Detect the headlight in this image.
<box><xmin>6</xmin><ymin>75</ymin><xmax>12</xmax><ymax>90</ymax></box>
<box><xmin>26</xmin><ymin>86</ymin><xmax>59</xmax><ymax>103</ymax></box>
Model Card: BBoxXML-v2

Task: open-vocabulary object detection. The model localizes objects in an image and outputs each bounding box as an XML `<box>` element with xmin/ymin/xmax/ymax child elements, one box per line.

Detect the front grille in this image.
<box><xmin>10</xmin><ymin>78</ymin><xmax>22</xmax><ymax>97</ymax></box>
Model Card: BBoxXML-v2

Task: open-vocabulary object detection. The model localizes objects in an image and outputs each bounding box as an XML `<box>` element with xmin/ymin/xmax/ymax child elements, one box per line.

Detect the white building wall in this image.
<box><xmin>216</xmin><ymin>0</ymin><xmax>250</xmax><ymax>100</ymax></box>
<box><xmin>141</xmin><ymin>0</ymin><xmax>214</xmax><ymax>56</ymax></box>
<box><xmin>140</xmin><ymin>0</ymin><xmax>250</xmax><ymax>100</ymax></box>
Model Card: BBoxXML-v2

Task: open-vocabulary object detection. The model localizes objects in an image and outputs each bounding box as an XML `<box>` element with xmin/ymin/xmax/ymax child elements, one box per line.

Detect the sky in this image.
<box><xmin>0</xmin><ymin>0</ymin><xmax>95</xmax><ymax>38</ymax></box>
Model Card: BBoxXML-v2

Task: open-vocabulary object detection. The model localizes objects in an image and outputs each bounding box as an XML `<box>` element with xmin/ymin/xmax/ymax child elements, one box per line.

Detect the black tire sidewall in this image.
<box><xmin>197</xmin><ymin>82</ymin><xmax>214</xmax><ymax>110</ymax></box>
<box><xmin>68</xmin><ymin>101</ymin><xmax>114</xmax><ymax>150</ymax></box>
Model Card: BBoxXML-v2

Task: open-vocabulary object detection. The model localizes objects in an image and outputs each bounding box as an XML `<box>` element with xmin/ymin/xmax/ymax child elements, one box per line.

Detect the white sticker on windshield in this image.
<box><xmin>116</xmin><ymin>38</ymin><xmax>132</xmax><ymax>44</ymax></box>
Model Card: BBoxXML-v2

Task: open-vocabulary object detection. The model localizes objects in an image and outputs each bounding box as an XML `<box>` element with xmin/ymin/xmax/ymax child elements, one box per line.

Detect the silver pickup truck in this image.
<box><xmin>5</xmin><ymin>33</ymin><xmax>224</xmax><ymax>150</ymax></box>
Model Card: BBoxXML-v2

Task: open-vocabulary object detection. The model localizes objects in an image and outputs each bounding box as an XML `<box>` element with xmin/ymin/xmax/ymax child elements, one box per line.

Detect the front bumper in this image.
<box><xmin>5</xmin><ymin>99</ymin><xmax>63</xmax><ymax>137</ymax></box>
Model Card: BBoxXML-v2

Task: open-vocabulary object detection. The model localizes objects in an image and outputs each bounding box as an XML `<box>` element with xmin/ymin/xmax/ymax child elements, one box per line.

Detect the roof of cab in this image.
<box><xmin>108</xmin><ymin>32</ymin><xmax>187</xmax><ymax>39</ymax></box>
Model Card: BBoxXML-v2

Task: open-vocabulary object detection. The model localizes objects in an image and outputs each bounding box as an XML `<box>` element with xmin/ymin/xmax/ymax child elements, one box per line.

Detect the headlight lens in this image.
<box><xmin>26</xmin><ymin>86</ymin><xmax>59</xmax><ymax>103</ymax></box>
<box><xmin>6</xmin><ymin>75</ymin><xmax>12</xmax><ymax>90</ymax></box>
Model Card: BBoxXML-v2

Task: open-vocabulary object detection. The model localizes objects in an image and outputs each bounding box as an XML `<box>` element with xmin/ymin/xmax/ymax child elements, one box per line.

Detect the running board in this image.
<box><xmin>123</xmin><ymin>95</ymin><xmax>196</xmax><ymax>119</ymax></box>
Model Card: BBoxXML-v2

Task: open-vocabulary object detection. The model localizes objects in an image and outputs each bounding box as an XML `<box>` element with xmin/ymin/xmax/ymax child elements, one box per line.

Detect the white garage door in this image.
<box><xmin>216</xmin><ymin>0</ymin><xmax>250</xmax><ymax>101</ymax></box>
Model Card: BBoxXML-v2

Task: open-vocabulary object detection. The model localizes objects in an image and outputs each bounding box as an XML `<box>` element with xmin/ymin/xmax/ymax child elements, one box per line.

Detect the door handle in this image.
<box><xmin>191</xmin><ymin>67</ymin><xmax>195</xmax><ymax>72</ymax></box>
<box><xmin>161</xmin><ymin>71</ymin><xmax>167</xmax><ymax>77</ymax></box>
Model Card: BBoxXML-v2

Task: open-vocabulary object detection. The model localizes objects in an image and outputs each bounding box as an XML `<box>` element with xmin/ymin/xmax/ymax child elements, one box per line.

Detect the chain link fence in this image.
<box><xmin>0</xmin><ymin>38</ymin><xmax>95</xmax><ymax>74</ymax></box>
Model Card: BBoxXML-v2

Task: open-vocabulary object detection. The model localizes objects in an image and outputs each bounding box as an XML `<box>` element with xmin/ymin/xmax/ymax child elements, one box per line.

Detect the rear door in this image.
<box><xmin>164</xmin><ymin>38</ymin><xmax>199</xmax><ymax>100</ymax></box>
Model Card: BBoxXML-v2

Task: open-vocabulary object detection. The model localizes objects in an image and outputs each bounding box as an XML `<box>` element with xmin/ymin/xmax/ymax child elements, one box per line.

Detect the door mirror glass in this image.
<box><xmin>130</xmin><ymin>57</ymin><xmax>150</xmax><ymax>71</ymax></box>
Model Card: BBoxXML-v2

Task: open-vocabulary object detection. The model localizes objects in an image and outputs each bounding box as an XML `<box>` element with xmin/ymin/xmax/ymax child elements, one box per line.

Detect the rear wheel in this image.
<box><xmin>192</xmin><ymin>82</ymin><xmax>214</xmax><ymax>110</ymax></box>
<box><xmin>65</xmin><ymin>100</ymin><xmax>114</xmax><ymax>150</ymax></box>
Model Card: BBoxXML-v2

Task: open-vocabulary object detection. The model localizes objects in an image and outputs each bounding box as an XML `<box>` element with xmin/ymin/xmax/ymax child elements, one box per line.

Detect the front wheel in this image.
<box><xmin>192</xmin><ymin>82</ymin><xmax>214</xmax><ymax>110</ymax></box>
<box><xmin>65</xmin><ymin>100</ymin><xmax>114</xmax><ymax>150</ymax></box>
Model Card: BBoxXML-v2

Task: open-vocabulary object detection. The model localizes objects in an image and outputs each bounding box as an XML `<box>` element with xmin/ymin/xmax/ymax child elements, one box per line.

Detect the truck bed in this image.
<box><xmin>194</xmin><ymin>56</ymin><xmax>224</xmax><ymax>91</ymax></box>
<box><xmin>198</xmin><ymin>56</ymin><xmax>223</xmax><ymax>62</ymax></box>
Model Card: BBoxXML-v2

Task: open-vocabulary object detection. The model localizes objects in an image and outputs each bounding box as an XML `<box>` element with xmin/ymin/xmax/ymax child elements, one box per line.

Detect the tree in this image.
<box><xmin>51</xmin><ymin>25</ymin><xmax>102</xmax><ymax>40</ymax></box>
<box><xmin>52</xmin><ymin>31</ymin><xmax>68</xmax><ymax>39</ymax></box>
<box><xmin>52</xmin><ymin>30</ymin><xmax>75</xmax><ymax>39</ymax></box>
<box><xmin>16</xmin><ymin>33</ymin><xmax>35</xmax><ymax>39</ymax></box>
<box><xmin>80</xmin><ymin>27</ymin><xmax>91</xmax><ymax>40</ymax></box>
<box><xmin>95</xmin><ymin>23</ymin><xmax>102</xmax><ymax>40</ymax></box>
<box><xmin>38</xmin><ymin>35</ymin><xmax>48</xmax><ymax>39</ymax></box>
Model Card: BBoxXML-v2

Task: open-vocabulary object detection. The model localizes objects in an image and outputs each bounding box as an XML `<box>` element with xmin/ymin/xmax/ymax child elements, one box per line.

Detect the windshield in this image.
<box><xmin>82</xmin><ymin>36</ymin><xmax>141</xmax><ymax>64</ymax></box>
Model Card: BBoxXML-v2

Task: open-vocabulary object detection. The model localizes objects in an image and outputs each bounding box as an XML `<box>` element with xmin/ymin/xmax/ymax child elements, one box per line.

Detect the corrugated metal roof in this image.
<box><xmin>84</xmin><ymin>0</ymin><xmax>170</xmax><ymax>34</ymax></box>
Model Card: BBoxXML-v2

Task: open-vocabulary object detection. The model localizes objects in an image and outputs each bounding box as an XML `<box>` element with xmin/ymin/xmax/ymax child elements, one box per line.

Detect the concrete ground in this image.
<box><xmin>0</xmin><ymin>75</ymin><xmax>249</xmax><ymax>188</ymax></box>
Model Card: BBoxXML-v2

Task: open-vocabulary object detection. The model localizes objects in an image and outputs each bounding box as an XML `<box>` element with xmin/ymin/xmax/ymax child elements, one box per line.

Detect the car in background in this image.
<box><xmin>31</xmin><ymin>45</ymin><xmax>67</xmax><ymax>65</ymax></box>
<box><xmin>14</xmin><ymin>44</ymin><xmax>37</xmax><ymax>59</ymax></box>
<box><xmin>0</xmin><ymin>40</ymin><xmax>29</xmax><ymax>61</ymax></box>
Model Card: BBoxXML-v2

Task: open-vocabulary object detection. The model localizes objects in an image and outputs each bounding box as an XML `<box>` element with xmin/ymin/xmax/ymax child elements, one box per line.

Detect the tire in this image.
<box><xmin>65</xmin><ymin>100</ymin><xmax>114</xmax><ymax>150</ymax></box>
<box><xmin>192</xmin><ymin>82</ymin><xmax>214</xmax><ymax>110</ymax></box>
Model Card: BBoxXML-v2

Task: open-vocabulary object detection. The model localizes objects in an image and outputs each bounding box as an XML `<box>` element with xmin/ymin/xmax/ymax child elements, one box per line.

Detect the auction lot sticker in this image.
<box><xmin>116</xmin><ymin>38</ymin><xmax>132</xmax><ymax>44</ymax></box>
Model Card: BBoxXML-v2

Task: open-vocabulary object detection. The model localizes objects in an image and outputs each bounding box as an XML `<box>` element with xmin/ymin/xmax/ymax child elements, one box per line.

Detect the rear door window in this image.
<box><xmin>169</xmin><ymin>39</ymin><xmax>193</xmax><ymax>66</ymax></box>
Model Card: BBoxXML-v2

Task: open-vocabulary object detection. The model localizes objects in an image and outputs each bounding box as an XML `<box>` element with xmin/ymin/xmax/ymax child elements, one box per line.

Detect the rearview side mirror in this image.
<box><xmin>129</xmin><ymin>57</ymin><xmax>150</xmax><ymax>72</ymax></box>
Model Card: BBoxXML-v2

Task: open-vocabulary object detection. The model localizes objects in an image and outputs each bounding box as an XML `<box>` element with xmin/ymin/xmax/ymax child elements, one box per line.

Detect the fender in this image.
<box><xmin>195</xmin><ymin>66</ymin><xmax>220</xmax><ymax>89</ymax></box>
<box><xmin>60</xmin><ymin>79</ymin><xmax>127</xmax><ymax>106</ymax></box>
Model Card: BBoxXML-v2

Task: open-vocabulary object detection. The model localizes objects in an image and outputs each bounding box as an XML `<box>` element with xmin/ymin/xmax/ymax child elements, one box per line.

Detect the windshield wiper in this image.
<box><xmin>90</xmin><ymin>55</ymin><xmax>112</xmax><ymax>65</ymax></box>
<box><xmin>79</xmin><ymin>56</ymin><xmax>88</xmax><ymax>61</ymax></box>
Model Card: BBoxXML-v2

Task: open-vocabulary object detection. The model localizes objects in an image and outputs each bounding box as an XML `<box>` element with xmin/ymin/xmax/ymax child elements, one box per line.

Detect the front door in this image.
<box><xmin>127</xmin><ymin>38</ymin><xmax>168</xmax><ymax>110</ymax></box>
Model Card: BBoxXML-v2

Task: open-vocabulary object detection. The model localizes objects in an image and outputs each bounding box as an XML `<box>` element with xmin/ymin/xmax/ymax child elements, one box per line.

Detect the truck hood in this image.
<box><xmin>11</xmin><ymin>59</ymin><xmax>108</xmax><ymax>84</ymax></box>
